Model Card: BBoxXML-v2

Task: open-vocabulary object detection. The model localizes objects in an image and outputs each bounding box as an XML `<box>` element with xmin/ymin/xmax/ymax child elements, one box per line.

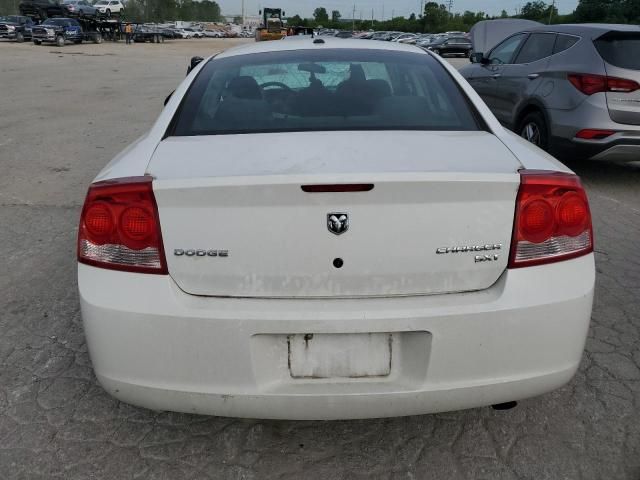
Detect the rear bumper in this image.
<box><xmin>79</xmin><ymin>254</ymin><xmax>595</xmax><ymax>420</ymax></box>
<box><xmin>548</xmin><ymin>101</ymin><xmax>640</xmax><ymax>161</ymax></box>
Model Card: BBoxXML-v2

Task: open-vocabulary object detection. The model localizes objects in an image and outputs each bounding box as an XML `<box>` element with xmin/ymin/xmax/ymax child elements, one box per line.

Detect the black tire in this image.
<box><xmin>16</xmin><ymin>31</ymin><xmax>24</xmax><ymax>43</ymax></box>
<box><xmin>33</xmin><ymin>39</ymin><xmax>41</xmax><ymax>45</ymax></box>
<box><xmin>93</xmin><ymin>33</ymin><xmax>103</xmax><ymax>44</ymax></box>
<box><xmin>106</xmin><ymin>8</ymin><xmax>111</xmax><ymax>17</ymax></box>
<box><xmin>518</xmin><ymin>111</ymin><xmax>549</xmax><ymax>151</ymax></box>
<box><xmin>55</xmin><ymin>35</ymin><xmax>65</xmax><ymax>47</ymax></box>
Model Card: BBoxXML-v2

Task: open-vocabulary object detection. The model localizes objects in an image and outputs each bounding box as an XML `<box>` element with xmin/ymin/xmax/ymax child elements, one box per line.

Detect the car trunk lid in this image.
<box><xmin>148</xmin><ymin>131</ymin><xmax>521</xmax><ymax>298</ymax></box>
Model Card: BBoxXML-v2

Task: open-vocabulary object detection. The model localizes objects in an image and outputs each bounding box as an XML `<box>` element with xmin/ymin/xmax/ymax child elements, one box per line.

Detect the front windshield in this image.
<box><xmin>170</xmin><ymin>49</ymin><xmax>480</xmax><ymax>137</ymax></box>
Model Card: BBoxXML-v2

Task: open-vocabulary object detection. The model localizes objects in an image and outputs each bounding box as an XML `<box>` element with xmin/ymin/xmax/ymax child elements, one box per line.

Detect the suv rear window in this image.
<box><xmin>170</xmin><ymin>49</ymin><xmax>480</xmax><ymax>136</ymax></box>
<box><xmin>594</xmin><ymin>32</ymin><xmax>640</xmax><ymax>70</ymax></box>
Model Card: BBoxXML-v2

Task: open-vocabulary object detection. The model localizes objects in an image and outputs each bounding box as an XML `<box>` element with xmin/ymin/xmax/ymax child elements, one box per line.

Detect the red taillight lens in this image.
<box><xmin>568</xmin><ymin>73</ymin><xmax>640</xmax><ymax>95</ymax></box>
<box><xmin>509</xmin><ymin>170</ymin><xmax>593</xmax><ymax>268</ymax></box>
<box><xmin>606</xmin><ymin>77</ymin><xmax>640</xmax><ymax>92</ymax></box>
<box><xmin>78</xmin><ymin>176</ymin><xmax>167</xmax><ymax>274</ymax></box>
<box><xmin>568</xmin><ymin>73</ymin><xmax>606</xmax><ymax>95</ymax></box>
<box><xmin>575</xmin><ymin>129</ymin><xmax>616</xmax><ymax>140</ymax></box>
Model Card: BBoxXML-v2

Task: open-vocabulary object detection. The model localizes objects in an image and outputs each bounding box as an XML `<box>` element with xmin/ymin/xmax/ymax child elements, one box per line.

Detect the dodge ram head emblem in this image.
<box><xmin>327</xmin><ymin>213</ymin><xmax>349</xmax><ymax>235</ymax></box>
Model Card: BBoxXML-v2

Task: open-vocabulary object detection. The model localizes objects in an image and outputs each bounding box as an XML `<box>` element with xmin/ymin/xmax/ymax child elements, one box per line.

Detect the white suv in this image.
<box><xmin>94</xmin><ymin>0</ymin><xmax>123</xmax><ymax>16</ymax></box>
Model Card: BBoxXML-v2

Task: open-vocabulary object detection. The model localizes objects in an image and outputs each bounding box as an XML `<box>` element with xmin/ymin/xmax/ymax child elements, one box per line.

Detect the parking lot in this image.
<box><xmin>0</xmin><ymin>38</ymin><xmax>639</xmax><ymax>479</ymax></box>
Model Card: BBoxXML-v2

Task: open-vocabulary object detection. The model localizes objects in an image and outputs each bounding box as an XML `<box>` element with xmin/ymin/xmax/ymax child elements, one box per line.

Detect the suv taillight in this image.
<box><xmin>77</xmin><ymin>176</ymin><xmax>167</xmax><ymax>274</ymax></box>
<box><xmin>508</xmin><ymin>170</ymin><xmax>593</xmax><ymax>268</ymax></box>
<box><xmin>568</xmin><ymin>73</ymin><xmax>640</xmax><ymax>95</ymax></box>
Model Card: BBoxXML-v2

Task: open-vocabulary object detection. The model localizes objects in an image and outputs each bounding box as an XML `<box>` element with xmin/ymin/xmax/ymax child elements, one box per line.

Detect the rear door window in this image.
<box><xmin>594</xmin><ymin>32</ymin><xmax>640</xmax><ymax>70</ymax></box>
<box><xmin>514</xmin><ymin>33</ymin><xmax>556</xmax><ymax>64</ymax></box>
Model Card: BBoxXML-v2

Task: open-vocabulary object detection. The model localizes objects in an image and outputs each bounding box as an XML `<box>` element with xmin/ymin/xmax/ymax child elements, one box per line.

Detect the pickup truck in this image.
<box><xmin>0</xmin><ymin>15</ymin><xmax>34</xmax><ymax>42</ymax></box>
<box><xmin>32</xmin><ymin>17</ymin><xmax>82</xmax><ymax>46</ymax></box>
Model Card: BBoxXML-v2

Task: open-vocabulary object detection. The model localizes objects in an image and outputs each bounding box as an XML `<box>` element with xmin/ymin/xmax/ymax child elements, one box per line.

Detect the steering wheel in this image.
<box><xmin>260</xmin><ymin>82</ymin><xmax>292</xmax><ymax>91</ymax></box>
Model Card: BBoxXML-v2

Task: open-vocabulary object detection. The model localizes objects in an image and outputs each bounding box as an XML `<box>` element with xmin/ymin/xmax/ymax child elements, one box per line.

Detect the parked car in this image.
<box><xmin>461</xmin><ymin>24</ymin><xmax>640</xmax><ymax>161</ymax></box>
<box><xmin>0</xmin><ymin>15</ymin><xmax>34</xmax><ymax>42</ymax></box>
<box><xmin>173</xmin><ymin>28</ymin><xmax>194</xmax><ymax>38</ymax></box>
<box><xmin>77</xmin><ymin>38</ymin><xmax>594</xmax><ymax>420</ymax></box>
<box><xmin>94</xmin><ymin>0</ymin><xmax>123</xmax><ymax>16</ymax></box>
<box><xmin>393</xmin><ymin>33</ymin><xmax>417</xmax><ymax>43</ymax></box>
<box><xmin>425</xmin><ymin>36</ymin><xmax>472</xmax><ymax>57</ymax></box>
<box><xmin>203</xmin><ymin>29</ymin><xmax>223</xmax><ymax>38</ymax></box>
<box><xmin>32</xmin><ymin>17</ymin><xmax>82</xmax><ymax>46</ymax></box>
<box><xmin>18</xmin><ymin>0</ymin><xmax>64</xmax><ymax>20</ymax></box>
<box><xmin>62</xmin><ymin>0</ymin><xmax>98</xmax><ymax>17</ymax></box>
<box><xmin>334</xmin><ymin>30</ymin><xmax>353</xmax><ymax>39</ymax></box>
<box><xmin>183</xmin><ymin>27</ymin><xmax>204</xmax><ymax>38</ymax></box>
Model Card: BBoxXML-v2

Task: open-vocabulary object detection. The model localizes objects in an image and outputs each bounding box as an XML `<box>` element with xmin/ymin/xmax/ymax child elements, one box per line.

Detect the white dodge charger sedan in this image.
<box><xmin>78</xmin><ymin>38</ymin><xmax>595</xmax><ymax>420</ymax></box>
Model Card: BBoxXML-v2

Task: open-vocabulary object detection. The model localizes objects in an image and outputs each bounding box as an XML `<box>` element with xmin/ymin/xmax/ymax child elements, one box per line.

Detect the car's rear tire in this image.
<box><xmin>518</xmin><ymin>111</ymin><xmax>549</xmax><ymax>151</ymax></box>
<box><xmin>56</xmin><ymin>35</ymin><xmax>65</xmax><ymax>47</ymax></box>
<box><xmin>16</xmin><ymin>31</ymin><xmax>24</xmax><ymax>43</ymax></box>
<box><xmin>33</xmin><ymin>39</ymin><xmax>41</xmax><ymax>45</ymax></box>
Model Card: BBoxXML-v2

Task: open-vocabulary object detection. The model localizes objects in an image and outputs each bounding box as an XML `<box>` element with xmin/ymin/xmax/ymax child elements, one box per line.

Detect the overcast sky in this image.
<box><xmin>216</xmin><ymin>0</ymin><xmax>579</xmax><ymax>19</ymax></box>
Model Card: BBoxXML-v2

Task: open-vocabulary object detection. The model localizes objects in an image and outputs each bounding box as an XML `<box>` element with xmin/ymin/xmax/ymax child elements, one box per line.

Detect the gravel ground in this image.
<box><xmin>0</xmin><ymin>39</ymin><xmax>639</xmax><ymax>480</ymax></box>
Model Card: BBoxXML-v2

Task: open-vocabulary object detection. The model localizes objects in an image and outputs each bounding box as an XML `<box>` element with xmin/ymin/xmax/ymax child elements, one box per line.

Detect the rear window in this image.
<box><xmin>170</xmin><ymin>49</ymin><xmax>480</xmax><ymax>136</ymax></box>
<box><xmin>594</xmin><ymin>32</ymin><xmax>640</xmax><ymax>70</ymax></box>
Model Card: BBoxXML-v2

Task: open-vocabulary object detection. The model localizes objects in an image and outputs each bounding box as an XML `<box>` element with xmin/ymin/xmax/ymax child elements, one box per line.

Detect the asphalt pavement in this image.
<box><xmin>0</xmin><ymin>41</ymin><xmax>639</xmax><ymax>479</ymax></box>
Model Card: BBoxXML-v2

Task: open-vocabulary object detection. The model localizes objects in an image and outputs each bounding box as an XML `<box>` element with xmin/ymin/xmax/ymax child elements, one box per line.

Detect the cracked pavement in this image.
<box><xmin>0</xmin><ymin>43</ymin><xmax>639</xmax><ymax>479</ymax></box>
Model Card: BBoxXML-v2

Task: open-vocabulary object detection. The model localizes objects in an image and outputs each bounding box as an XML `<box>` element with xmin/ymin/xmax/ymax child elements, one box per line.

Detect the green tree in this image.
<box><xmin>313</xmin><ymin>7</ymin><xmax>329</xmax><ymax>24</ymax></box>
<box><xmin>520</xmin><ymin>1</ymin><xmax>557</xmax><ymax>21</ymax></box>
<box><xmin>500</xmin><ymin>9</ymin><xmax>509</xmax><ymax>18</ymax></box>
<box><xmin>288</xmin><ymin>14</ymin><xmax>305</xmax><ymax>26</ymax></box>
<box><xmin>423</xmin><ymin>2</ymin><xmax>449</xmax><ymax>32</ymax></box>
<box><xmin>331</xmin><ymin>9</ymin><xmax>341</xmax><ymax>23</ymax></box>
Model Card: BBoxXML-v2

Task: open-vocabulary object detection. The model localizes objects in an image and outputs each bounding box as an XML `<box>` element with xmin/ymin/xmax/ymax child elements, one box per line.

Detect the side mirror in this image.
<box><xmin>186</xmin><ymin>56</ymin><xmax>204</xmax><ymax>75</ymax></box>
<box><xmin>164</xmin><ymin>90</ymin><xmax>174</xmax><ymax>106</ymax></box>
<box><xmin>470</xmin><ymin>52</ymin><xmax>488</xmax><ymax>64</ymax></box>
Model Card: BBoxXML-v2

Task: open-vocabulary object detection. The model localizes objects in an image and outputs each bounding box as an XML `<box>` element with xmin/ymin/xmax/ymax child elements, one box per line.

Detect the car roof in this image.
<box><xmin>528</xmin><ymin>23</ymin><xmax>640</xmax><ymax>38</ymax></box>
<box><xmin>216</xmin><ymin>37</ymin><xmax>425</xmax><ymax>59</ymax></box>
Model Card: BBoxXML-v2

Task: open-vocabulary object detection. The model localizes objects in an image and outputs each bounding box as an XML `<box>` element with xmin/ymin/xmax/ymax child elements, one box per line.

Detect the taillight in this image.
<box><xmin>568</xmin><ymin>73</ymin><xmax>640</xmax><ymax>95</ymax></box>
<box><xmin>78</xmin><ymin>176</ymin><xmax>167</xmax><ymax>274</ymax></box>
<box><xmin>508</xmin><ymin>170</ymin><xmax>593</xmax><ymax>268</ymax></box>
<box><xmin>575</xmin><ymin>129</ymin><xmax>616</xmax><ymax>140</ymax></box>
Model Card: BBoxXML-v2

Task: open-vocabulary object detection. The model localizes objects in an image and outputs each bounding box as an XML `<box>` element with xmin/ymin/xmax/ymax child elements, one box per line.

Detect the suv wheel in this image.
<box><xmin>16</xmin><ymin>31</ymin><xmax>24</xmax><ymax>42</ymax></box>
<box><xmin>56</xmin><ymin>35</ymin><xmax>65</xmax><ymax>47</ymax></box>
<box><xmin>33</xmin><ymin>39</ymin><xmax>41</xmax><ymax>45</ymax></box>
<box><xmin>518</xmin><ymin>111</ymin><xmax>549</xmax><ymax>150</ymax></box>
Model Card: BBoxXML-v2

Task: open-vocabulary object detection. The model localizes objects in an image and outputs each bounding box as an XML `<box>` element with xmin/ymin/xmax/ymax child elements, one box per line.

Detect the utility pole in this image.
<box><xmin>241</xmin><ymin>0</ymin><xmax>245</xmax><ymax>24</ymax></box>
<box><xmin>371</xmin><ymin>8</ymin><xmax>374</xmax><ymax>27</ymax></box>
<box><xmin>391</xmin><ymin>9</ymin><xmax>394</xmax><ymax>19</ymax></box>
<box><xmin>548</xmin><ymin>0</ymin><xmax>555</xmax><ymax>24</ymax></box>
<box><xmin>353</xmin><ymin>4</ymin><xmax>356</xmax><ymax>31</ymax></box>
<box><xmin>447</xmin><ymin>0</ymin><xmax>453</xmax><ymax>13</ymax></box>
<box><xmin>420</xmin><ymin>0</ymin><xmax>424</xmax><ymax>17</ymax></box>
<box><xmin>382</xmin><ymin>4</ymin><xmax>385</xmax><ymax>21</ymax></box>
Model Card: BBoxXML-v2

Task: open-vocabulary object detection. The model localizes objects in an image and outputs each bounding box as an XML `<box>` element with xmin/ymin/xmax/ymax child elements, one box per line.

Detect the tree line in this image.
<box><xmin>288</xmin><ymin>0</ymin><xmax>640</xmax><ymax>32</ymax></box>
